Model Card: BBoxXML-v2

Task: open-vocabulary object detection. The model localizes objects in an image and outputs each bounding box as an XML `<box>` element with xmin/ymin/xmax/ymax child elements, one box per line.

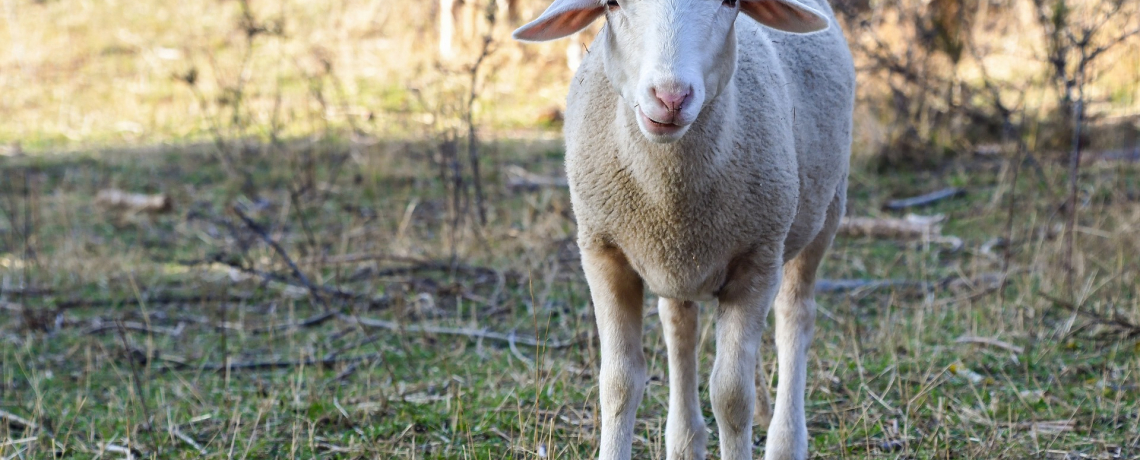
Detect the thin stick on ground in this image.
<box><xmin>341</xmin><ymin>313</ymin><xmax>577</xmax><ymax>349</ymax></box>
<box><xmin>170</xmin><ymin>427</ymin><xmax>206</xmax><ymax>455</ymax></box>
<box><xmin>955</xmin><ymin>336</ymin><xmax>1025</xmax><ymax>354</ymax></box>
<box><xmin>163</xmin><ymin>353</ymin><xmax>381</xmax><ymax>373</ymax></box>
<box><xmin>232</xmin><ymin>205</ymin><xmax>331</xmax><ymax>311</ymax></box>
<box><xmin>0</xmin><ymin>409</ymin><xmax>42</xmax><ymax>434</ymax></box>
<box><xmin>883</xmin><ymin>187</ymin><xmax>965</xmax><ymax>210</ymax></box>
<box><xmin>1042</xmin><ymin>294</ymin><xmax>1140</xmax><ymax>339</ymax></box>
<box><xmin>183</xmin><ymin>255</ymin><xmax>385</xmax><ymax>306</ymax></box>
<box><xmin>115</xmin><ymin>321</ymin><xmax>156</xmax><ymax>436</ymax></box>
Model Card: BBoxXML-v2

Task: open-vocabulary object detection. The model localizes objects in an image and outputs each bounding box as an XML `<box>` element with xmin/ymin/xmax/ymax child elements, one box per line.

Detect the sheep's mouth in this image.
<box><xmin>639</xmin><ymin>108</ymin><xmax>687</xmax><ymax>136</ymax></box>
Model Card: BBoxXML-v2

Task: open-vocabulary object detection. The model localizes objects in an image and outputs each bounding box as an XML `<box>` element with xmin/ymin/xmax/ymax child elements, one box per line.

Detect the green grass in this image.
<box><xmin>1</xmin><ymin>139</ymin><xmax>1138</xmax><ymax>459</ymax></box>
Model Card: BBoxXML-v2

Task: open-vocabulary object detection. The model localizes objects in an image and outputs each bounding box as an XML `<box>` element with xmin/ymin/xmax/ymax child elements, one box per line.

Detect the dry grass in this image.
<box><xmin>0</xmin><ymin>0</ymin><xmax>581</xmax><ymax>150</ymax></box>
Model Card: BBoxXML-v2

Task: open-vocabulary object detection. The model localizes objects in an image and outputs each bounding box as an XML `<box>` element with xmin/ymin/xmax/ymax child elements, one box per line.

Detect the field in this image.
<box><xmin>3</xmin><ymin>0</ymin><xmax>1140</xmax><ymax>458</ymax></box>
<box><xmin>2</xmin><ymin>138</ymin><xmax>1138</xmax><ymax>458</ymax></box>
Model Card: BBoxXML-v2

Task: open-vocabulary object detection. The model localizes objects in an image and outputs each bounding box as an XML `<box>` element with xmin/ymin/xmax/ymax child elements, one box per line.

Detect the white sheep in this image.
<box><xmin>514</xmin><ymin>0</ymin><xmax>854</xmax><ymax>459</ymax></box>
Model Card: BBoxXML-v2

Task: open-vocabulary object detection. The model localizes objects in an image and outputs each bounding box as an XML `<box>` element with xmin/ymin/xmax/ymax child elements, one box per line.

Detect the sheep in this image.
<box><xmin>513</xmin><ymin>0</ymin><xmax>854</xmax><ymax>459</ymax></box>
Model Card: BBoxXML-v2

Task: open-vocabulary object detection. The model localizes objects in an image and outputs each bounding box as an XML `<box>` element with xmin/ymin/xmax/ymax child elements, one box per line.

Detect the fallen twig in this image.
<box><xmin>1042</xmin><ymin>294</ymin><xmax>1140</xmax><ymax>338</ymax></box>
<box><xmin>301</xmin><ymin>252</ymin><xmax>432</xmax><ymax>266</ymax></box>
<box><xmin>181</xmin><ymin>256</ymin><xmax>388</xmax><ymax>308</ymax></box>
<box><xmin>162</xmin><ymin>353</ymin><xmax>380</xmax><ymax>373</ymax></box>
<box><xmin>508</xmin><ymin>330</ymin><xmax>535</xmax><ymax>369</ymax></box>
<box><xmin>0</xmin><ymin>301</ymin><xmax>23</xmax><ymax>313</ymax></box>
<box><xmin>95</xmin><ymin>189</ymin><xmax>172</xmax><ymax>214</ymax></box>
<box><xmin>170</xmin><ymin>427</ymin><xmax>206</xmax><ymax>455</ymax></box>
<box><xmin>84</xmin><ymin>320</ymin><xmax>185</xmax><ymax>337</ymax></box>
<box><xmin>837</xmin><ymin>214</ymin><xmax>963</xmax><ymax>249</ymax></box>
<box><xmin>505</xmin><ymin>165</ymin><xmax>569</xmax><ymax>191</ymax></box>
<box><xmin>247</xmin><ymin>311</ymin><xmax>336</xmax><ymax>334</ymax></box>
<box><xmin>814</xmin><ymin>278</ymin><xmax>933</xmax><ymax>293</ymax></box>
<box><xmin>955</xmin><ymin>336</ymin><xmax>1025</xmax><ymax>354</ymax></box>
<box><xmin>0</xmin><ymin>409</ymin><xmax>39</xmax><ymax>433</ymax></box>
<box><xmin>101</xmin><ymin>442</ymin><xmax>142</xmax><ymax>459</ymax></box>
<box><xmin>0</xmin><ymin>436</ymin><xmax>37</xmax><ymax>449</ymax></box>
<box><xmin>1013</xmin><ymin>420</ymin><xmax>1075</xmax><ymax>434</ymax></box>
<box><xmin>884</xmin><ymin>188</ymin><xmax>965</xmax><ymax>210</ymax></box>
<box><xmin>3</xmin><ymin>291</ymin><xmax>247</xmax><ymax>314</ymax></box>
<box><xmin>814</xmin><ymin>272</ymin><xmax>1010</xmax><ymax>296</ymax></box>
<box><xmin>232</xmin><ymin>206</ymin><xmax>330</xmax><ymax>311</ymax></box>
<box><xmin>54</xmin><ymin>294</ymin><xmax>246</xmax><ymax>310</ymax></box>
<box><xmin>342</xmin><ymin>313</ymin><xmax>576</xmax><ymax>349</ymax></box>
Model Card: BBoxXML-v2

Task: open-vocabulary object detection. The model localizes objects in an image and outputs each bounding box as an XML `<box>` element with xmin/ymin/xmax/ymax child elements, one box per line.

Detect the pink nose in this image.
<box><xmin>653</xmin><ymin>87</ymin><xmax>691</xmax><ymax>112</ymax></box>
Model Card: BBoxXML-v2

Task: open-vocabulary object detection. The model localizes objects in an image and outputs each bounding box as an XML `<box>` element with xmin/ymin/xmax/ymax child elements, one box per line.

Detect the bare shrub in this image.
<box><xmin>836</xmin><ymin>0</ymin><xmax>1140</xmax><ymax>169</ymax></box>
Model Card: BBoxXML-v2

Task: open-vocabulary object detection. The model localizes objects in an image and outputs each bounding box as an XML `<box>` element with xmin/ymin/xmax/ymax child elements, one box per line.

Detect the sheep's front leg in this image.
<box><xmin>711</xmin><ymin>266</ymin><xmax>780</xmax><ymax>460</ymax></box>
<box><xmin>660</xmin><ymin>298</ymin><xmax>706</xmax><ymax>459</ymax></box>
<box><xmin>582</xmin><ymin>247</ymin><xmax>646</xmax><ymax>460</ymax></box>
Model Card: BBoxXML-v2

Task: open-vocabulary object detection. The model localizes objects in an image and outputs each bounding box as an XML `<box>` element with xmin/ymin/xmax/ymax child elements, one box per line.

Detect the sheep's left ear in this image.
<box><xmin>513</xmin><ymin>0</ymin><xmax>605</xmax><ymax>42</ymax></box>
<box><xmin>740</xmin><ymin>0</ymin><xmax>829</xmax><ymax>34</ymax></box>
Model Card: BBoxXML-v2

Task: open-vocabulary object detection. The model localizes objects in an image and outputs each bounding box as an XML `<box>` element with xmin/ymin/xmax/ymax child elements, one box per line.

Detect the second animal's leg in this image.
<box><xmin>582</xmin><ymin>248</ymin><xmax>647</xmax><ymax>460</ymax></box>
<box><xmin>660</xmin><ymin>298</ymin><xmax>706</xmax><ymax>459</ymax></box>
<box><xmin>711</xmin><ymin>260</ymin><xmax>781</xmax><ymax>460</ymax></box>
<box><xmin>765</xmin><ymin>191</ymin><xmax>844</xmax><ymax>460</ymax></box>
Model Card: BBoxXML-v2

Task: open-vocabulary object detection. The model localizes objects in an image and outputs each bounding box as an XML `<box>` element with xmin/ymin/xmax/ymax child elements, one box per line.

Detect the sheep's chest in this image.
<box><xmin>570</xmin><ymin>159</ymin><xmax>796</xmax><ymax>301</ymax></box>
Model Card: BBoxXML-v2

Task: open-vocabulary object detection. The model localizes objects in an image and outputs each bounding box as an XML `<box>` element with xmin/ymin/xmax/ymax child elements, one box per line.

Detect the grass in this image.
<box><xmin>2</xmin><ymin>0</ymin><xmax>1139</xmax><ymax>458</ymax></box>
<box><xmin>1</xmin><ymin>137</ymin><xmax>1138</xmax><ymax>459</ymax></box>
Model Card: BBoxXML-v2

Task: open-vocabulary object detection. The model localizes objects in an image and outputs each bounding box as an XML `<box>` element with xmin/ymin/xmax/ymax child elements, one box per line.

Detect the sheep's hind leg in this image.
<box><xmin>581</xmin><ymin>247</ymin><xmax>647</xmax><ymax>460</ymax></box>
<box><xmin>660</xmin><ymin>298</ymin><xmax>706</xmax><ymax>460</ymax></box>
<box><xmin>765</xmin><ymin>191</ymin><xmax>844</xmax><ymax>460</ymax></box>
<box><xmin>754</xmin><ymin>351</ymin><xmax>773</xmax><ymax>429</ymax></box>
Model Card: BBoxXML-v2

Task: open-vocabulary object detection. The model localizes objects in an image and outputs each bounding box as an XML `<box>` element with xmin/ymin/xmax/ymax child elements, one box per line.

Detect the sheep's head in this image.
<box><xmin>515</xmin><ymin>0</ymin><xmax>828</xmax><ymax>143</ymax></box>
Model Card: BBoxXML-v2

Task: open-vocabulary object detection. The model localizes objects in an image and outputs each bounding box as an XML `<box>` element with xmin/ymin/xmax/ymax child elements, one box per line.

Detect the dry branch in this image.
<box><xmin>884</xmin><ymin>188</ymin><xmax>965</xmax><ymax>210</ymax></box>
<box><xmin>342</xmin><ymin>313</ymin><xmax>576</xmax><ymax>349</ymax></box>
<box><xmin>837</xmin><ymin>214</ymin><xmax>962</xmax><ymax>248</ymax></box>
<box><xmin>232</xmin><ymin>205</ymin><xmax>330</xmax><ymax>311</ymax></box>
<box><xmin>100</xmin><ymin>442</ymin><xmax>143</xmax><ymax>459</ymax></box>
<box><xmin>300</xmin><ymin>252</ymin><xmax>431</xmax><ymax>266</ymax></box>
<box><xmin>505</xmin><ymin>165</ymin><xmax>569</xmax><ymax>191</ymax></box>
<box><xmin>182</xmin><ymin>255</ymin><xmax>388</xmax><ymax>308</ymax></box>
<box><xmin>247</xmin><ymin>311</ymin><xmax>336</xmax><ymax>334</ymax></box>
<box><xmin>170</xmin><ymin>427</ymin><xmax>206</xmax><ymax>455</ymax></box>
<box><xmin>955</xmin><ymin>336</ymin><xmax>1025</xmax><ymax>354</ymax></box>
<box><xmin>815</xmin><ymin>272</ymin><xmax>1009</xmax><ymax>295</ymax></box>
<box><xmin>95</xmin><ymin>189</ymin><xmax>172</xmax><ymax>214</ymax></box>
<box><xmin>54</xmin><ymin>294</ymin><xmax>245</xmax><ymax>310</ymax></box>
<box><xmin>84</xmin><ymin>320</ymin><xmax>185</xmax><ymax>336</ymax></box>
<box><xmin>163</xmin><ymin>353</ymin><xmax>379</xmax><ymax>373</ymax></box>
<box><xmin>814</xmin><ymin>278</ymin><xmax>932</xmax><ymax>293</ymax></box>
<box><xmin>1043</xmin><ymin>294</ymin><xmax>1140</xmax><ymax>339</ymax></box>
<box><xmin>0</xmin><ymin>409</ymin><xmax>39</xmax><ymax>433</ymax></box>
<box><xmin>838</xmin><ymin>214</ymin><xmax>941</xmax><ymax>239</ymax></box>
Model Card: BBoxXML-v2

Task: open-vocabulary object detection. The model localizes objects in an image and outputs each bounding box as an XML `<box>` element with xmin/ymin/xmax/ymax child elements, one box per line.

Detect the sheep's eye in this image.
<box><xmin>722</xmin><ymin>0</ymin><xmax>737</xmax><ymax>6</ymax></box>
<box><xmin>606</xmin><ymin>0</ymin><xmax>619</xmax><ymax>8</ymax></box>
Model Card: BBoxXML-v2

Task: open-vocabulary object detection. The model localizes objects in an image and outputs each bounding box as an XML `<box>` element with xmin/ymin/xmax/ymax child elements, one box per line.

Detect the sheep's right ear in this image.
<box><xmin>513</xmin><ymin>0</ymin><xmax>604</xmax><ymax>42</ymax></box>
<box><xmin>740</xmin><ymin>0</ymin><xmax>829</xmax><ymax>34</ymax></box>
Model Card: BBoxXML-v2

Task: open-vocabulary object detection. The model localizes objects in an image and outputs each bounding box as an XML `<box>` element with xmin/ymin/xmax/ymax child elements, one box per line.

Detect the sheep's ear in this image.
<box><xmin>513</xmin><ymin>0</ymin><xmax>604</xmax><ymax>42</ymax></box>
<box><xmin>740</xmin><ymin>0</ymin><xmax>829</xmax><ymax>34</ymax></box>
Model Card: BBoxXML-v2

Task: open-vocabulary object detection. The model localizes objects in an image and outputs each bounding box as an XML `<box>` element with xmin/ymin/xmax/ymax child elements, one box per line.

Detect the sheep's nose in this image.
<box><xmin>653</xmin><ymin>87</ymin><xmax>691</xmax><ymax>112</ymax></box>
